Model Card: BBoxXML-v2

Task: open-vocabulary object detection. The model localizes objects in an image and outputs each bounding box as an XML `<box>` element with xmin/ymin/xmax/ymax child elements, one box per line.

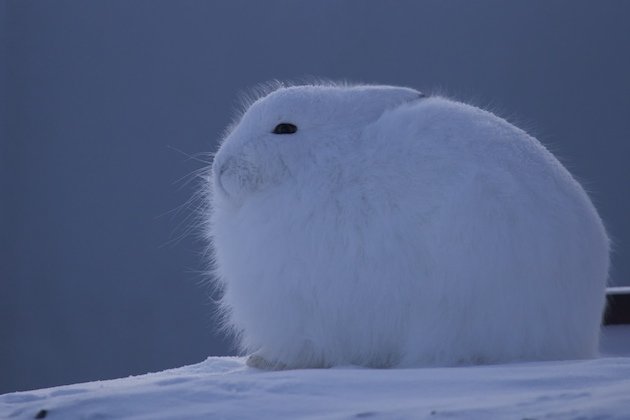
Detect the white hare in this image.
<box><xmin>206</xmin><ymin>82</ymin><xmax>609</xmax><ymax>369</ymax></box>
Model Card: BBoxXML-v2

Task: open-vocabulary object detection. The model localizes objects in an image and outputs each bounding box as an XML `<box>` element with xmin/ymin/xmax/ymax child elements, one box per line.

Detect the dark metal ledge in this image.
<box><xmin>604</xmin><ymin>287</ymin><xmax>630</xmax><ymax>325</ymax></box>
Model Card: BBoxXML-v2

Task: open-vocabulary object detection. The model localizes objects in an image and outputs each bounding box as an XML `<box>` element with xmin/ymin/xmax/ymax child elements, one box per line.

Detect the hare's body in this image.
<box><xmin>208</xmin><ymin>84</ymin><xmax>609</xmax><ymax>368</ymax></box>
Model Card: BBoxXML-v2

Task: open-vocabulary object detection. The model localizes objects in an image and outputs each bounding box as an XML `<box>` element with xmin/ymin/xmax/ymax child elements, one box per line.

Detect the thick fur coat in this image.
<box><xmin>206</xmin><ymin>83</ymin><xmax>609</xmax><ymax>369</ymax></box>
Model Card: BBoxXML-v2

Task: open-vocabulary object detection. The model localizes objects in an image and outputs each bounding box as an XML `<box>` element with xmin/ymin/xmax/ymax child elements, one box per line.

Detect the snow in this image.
<box><xmin>2</xmin><ymin>326</ymin><xmax>629</xmax><ymax>419</ymax></box>
<box><xmin>608</xmin><ymin>286</ymin><xmax>630</xmax><ymax>295</ymax></box>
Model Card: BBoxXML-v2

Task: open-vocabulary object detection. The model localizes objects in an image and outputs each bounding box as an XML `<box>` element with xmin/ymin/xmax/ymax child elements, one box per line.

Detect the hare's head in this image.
<box><xmin>211</xmin><ymin>83</ymin><xmax>423</xmax><ymax>203</ymax></box>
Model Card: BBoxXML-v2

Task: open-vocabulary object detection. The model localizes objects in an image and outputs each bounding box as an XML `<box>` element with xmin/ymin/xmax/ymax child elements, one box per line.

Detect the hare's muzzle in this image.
<box><xmin>213</xmin><ymin>156</ymin><xmax>263</xmax><ymax>200</ymax></box>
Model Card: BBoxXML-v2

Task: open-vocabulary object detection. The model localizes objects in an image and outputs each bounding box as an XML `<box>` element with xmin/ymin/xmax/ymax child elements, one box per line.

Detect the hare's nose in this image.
<box><xmin>213</xmin><ymin>157</ymin><xmax>233</xmax><ymax>198</ymax></box>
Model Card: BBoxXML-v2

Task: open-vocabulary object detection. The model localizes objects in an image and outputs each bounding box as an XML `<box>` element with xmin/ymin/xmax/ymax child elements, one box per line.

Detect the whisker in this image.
<box><xmin>172</xmin><ymin>167</ymin><xmax>210</xmax><ymax>189</ymax></box>
<box><xmin>167</xmin><ymin>145</ymin><xmax>214</xmax><ymax>165</ymax></box>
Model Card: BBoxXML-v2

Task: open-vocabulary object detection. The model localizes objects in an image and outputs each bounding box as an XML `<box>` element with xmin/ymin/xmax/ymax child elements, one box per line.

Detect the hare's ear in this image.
<box><xmin>402</xmin><ymin>88</ymin><xmax>428</xmax><ymax>103</ymax></box>
<box><xmin>363</xmin><ymin>86</ymin><xmax>427</xmax><ymax>114</ymax></box>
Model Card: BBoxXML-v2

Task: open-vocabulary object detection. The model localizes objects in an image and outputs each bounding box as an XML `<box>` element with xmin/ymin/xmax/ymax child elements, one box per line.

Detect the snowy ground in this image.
<box><xmin>2</xmin><ymin>326</ymin><xmax>629</xmax><ymax>420</ymax></box>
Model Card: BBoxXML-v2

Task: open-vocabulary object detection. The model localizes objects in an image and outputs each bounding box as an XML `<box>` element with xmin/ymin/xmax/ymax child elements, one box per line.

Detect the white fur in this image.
<box><xmin>206</xmin><ymin>83</ymin><xmax>609</xmax><ymax>368</ymax></box>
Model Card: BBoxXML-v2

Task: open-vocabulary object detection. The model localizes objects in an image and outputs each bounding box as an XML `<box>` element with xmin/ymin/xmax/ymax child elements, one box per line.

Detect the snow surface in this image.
<box><xmin>2</xmin><ymin>326</ymin><xmax>629</xmax><ymax>420</ymax></box>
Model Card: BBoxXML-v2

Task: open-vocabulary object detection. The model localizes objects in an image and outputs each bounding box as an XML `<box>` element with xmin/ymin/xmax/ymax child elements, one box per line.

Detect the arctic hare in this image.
<box><xmin>207</xmin><ymin>83</ymin><xmax>609</xmax><ymax>369</ymax></box>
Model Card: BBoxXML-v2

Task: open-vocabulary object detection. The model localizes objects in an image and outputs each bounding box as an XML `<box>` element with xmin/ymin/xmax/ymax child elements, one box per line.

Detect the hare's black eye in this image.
<box><xmin>272</xmin><ymin>123</ymin><xmax>298</xmax><ymax>134</ymax></box>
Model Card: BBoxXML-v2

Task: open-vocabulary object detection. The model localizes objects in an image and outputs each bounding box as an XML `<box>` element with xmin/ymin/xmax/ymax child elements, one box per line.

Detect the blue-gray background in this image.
<box><xmin>2</xmin><ymin>1</ymin><xmax>629</xmax><ymax>394</ymax></box>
